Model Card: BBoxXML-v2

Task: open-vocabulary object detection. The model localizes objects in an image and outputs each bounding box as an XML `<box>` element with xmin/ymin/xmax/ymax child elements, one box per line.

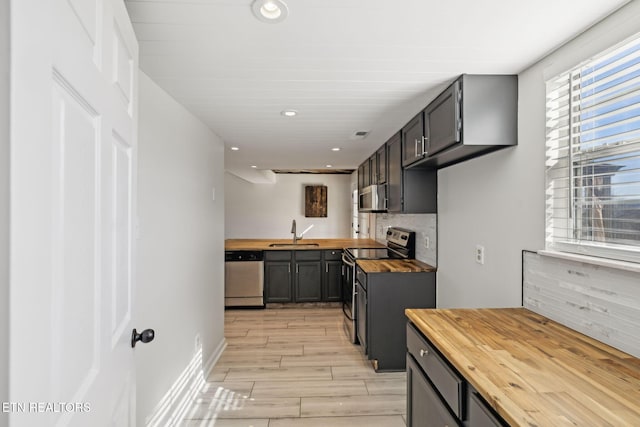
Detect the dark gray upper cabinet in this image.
<box><xmin>387</xmin><ymin>133</ymin><xmax>403</xmax><ymax>212</ymax></box>
<box><xmin>362</xmin><ymin>159</ymin><xmax>371</xmax><ymax>187</ymax></box>
<box><xmin>357</xmin><ymin>163</ymin><xmax>365</xmax><ymax>193</ymax></box>
<box><xmin>387</xmin><ymin>132</ymin><xmax>437</xmax><ymax>214</ymax></box>
<box><xmin>376</xmin><ymin>145</ymin><xmax>387</xmax><ymax>184</ymax></box>
<box><xmin>401</xmin><ymin>112</ymin><xmax>426</xmax><ymax>168</ymax></box>
<box><xmin>413</xmin><ymin>74</ymin><xmax>517</xmax><ymax>169</ymax></box>
<box><xmin>368</xmin><ymin>155</ymin><xmax>377</xmax><ymax>184</ymax></box>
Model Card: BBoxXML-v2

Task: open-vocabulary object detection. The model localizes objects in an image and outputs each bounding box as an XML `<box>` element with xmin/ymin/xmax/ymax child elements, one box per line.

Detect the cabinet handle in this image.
<box><xmin>419</xmin><ymin>348</ymin><xmax>429</xmax><ymax>357</ymax></box>
<box><xmin>326</xmin><ymin>264</ymin><xmax>328</xmax><ymax>273</ymax></box>
<box><xmin>288</xmin><ymin>264</ymin><xmax>291</xmax><ymax>273</ymax></box>
<box><xmin>296</xmin><ymin>264</ymin><xmax>299</xmax><ymax>274</ymax></box>
<box><xmin>414</xmin><ymin>139</ymin><xmax>420</xmax><ymax>158</ymax></box>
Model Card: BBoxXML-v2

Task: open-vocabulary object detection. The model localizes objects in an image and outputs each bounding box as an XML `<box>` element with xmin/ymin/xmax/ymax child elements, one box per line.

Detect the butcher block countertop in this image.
<box><xmin>225</xmin><ymin>238</ymin><xmax>384</xmax><ymax>251</ymax></box>
<box><xmin>357</xmin><ymin>259</ymin><xmax>436</xmax><ymax>273</ymax></box>
<box><xmin>405</xmin><ymin>307</ymin><xmax>640</xmax><ymax>426</ymax></box>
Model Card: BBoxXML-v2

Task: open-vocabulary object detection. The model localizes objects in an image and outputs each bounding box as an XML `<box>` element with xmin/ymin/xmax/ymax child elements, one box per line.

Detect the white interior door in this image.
<box><xmin>10</xmin><ymin>1</ymin><xmax>138</xmax><ymax>426</ymax></box>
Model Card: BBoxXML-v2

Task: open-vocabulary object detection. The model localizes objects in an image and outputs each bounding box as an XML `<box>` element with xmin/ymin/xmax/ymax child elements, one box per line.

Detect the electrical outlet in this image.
<box><xmin>475</xmin><ymin>245</ymin><xmax>485</xmax><ymax>265</ymax></box>
<box><xmin>424</xmin><ymin>237</ymin><xmax>430</xmax><ymax>249</ymax></box>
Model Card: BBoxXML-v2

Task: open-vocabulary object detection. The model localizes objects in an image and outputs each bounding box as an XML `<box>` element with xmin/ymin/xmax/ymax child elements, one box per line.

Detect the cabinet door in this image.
<box><xmin>369</xmin><ymin>155</ymin><xmax>377</xmax><ymax>184</ymax></box>
<box><xmin>264</xmin><ymin>262</ymin><xmax>293</xmax><ymax>303</ymax></box>
<box><xmin>356</xmin><ymin>282</ymin><xmax>367</xmax><ymax>353</ymax></box>
<box><xmin>406</xmin><ymin>355</ymin><xmax>459</xmax><ymax>427</ymax></box>
<box><xmin>376</xmin><ymin>145</ymin><xmax>387</xmax><ymax>184</ymax></box>
<box><xmin>295</xmin><ymin>261</ymin><xmax>322</xmax><ymax>302</ymax></box>
<box><xmin>357</xmin><ymin>163</ymin><xmax>365</xmax><ymax>193</ymax></box>
<box><xmin>323</xmin><ymin>260</ymin><xmax>342</xmax><ymax>302</ymax></box>
<box><xmin>386</xmin><ymin>132</ymin><xmax>403</xmax><ymax>213</ymax></box>
<box><xmin>362</xmin><ymin>159</ymin><xmax>371</xmax><ymax>187</ymax></box>
<box><xmin>425</xmin><ymin>79</ymin><xmax>460</xmax><ymax>157</ymax></box>
<box><xmin>402</xmin><ymin>112</ymin><xmax>425</xmax><ymax>167</ymax></box>
<box><xmin>469</xmin><ymin>391</ymin><xmax>506</xmax><ymax>427</ymax></box>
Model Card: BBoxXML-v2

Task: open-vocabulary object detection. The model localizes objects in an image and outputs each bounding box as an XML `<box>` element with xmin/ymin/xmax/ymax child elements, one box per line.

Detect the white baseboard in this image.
<box><xmin>144</xmin><ymin>337</ymin><xmax>226</xmax><ymax>427</ymax></box>
<box><xmin>203</xmin><ymin>338</ymin><xmax>227</xmax><ymax>380</ymax></box>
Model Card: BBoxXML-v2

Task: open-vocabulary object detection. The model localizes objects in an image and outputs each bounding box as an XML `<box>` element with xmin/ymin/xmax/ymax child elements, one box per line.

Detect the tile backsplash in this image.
<box><xmin>375</xmin><ymin>213</ymin><xmax>437</xmax><ymax>267</ymax></box>
<box><xmin>523</xmin><ymin>251</ymin><xmax>640</xmax><ymax>358</ymax></box>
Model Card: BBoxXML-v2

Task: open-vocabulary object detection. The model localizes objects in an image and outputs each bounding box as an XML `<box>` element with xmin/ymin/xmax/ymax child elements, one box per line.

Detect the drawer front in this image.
<box><xmin>407</xmin><ymin>322</ymin><xmax>464</xmax><ymax>419</ymax></box>
<box><xmin>324</xmin><ymin>249</ymin><xmax>343</xmax><ymax>260</ymax></box>
<box><xmin>295</xmin><ymin>250</ymin><xmax>322</xmax><ymax>261</ymax></box>
<box><xmin>264</xmin><ymin>250</ymin><xmax>292</xmax><ymax>261</ymax></box>
<box><xmin>469</xmin><ymin>391</ymin><xmax>505</xmax><ymax>427</ymax></box>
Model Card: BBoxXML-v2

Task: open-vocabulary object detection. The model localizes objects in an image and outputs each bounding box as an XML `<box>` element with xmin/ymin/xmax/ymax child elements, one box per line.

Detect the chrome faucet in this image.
<box><xmin>291</xmin><ymin>219</ymin><xmax>314</xmax><ymax>244</ymax></box>
<box><xmin>291</xmin><ymin>219</ymin><xmax>298</xmax><ymax>243</ymax></box>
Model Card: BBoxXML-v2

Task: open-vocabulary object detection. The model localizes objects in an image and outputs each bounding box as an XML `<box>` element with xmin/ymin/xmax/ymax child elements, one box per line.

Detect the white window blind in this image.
<box><xmin>546</xmin><ymin>34</ymin><xmax>640</xmax><ymax>263</ymax></box>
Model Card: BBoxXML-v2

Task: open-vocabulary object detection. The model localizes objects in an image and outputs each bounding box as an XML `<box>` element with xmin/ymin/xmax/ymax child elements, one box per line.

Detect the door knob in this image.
<box><xmin>131</xmin><ymin>328</ymin><xmax>155</xmax><ymax>348</ymax></box>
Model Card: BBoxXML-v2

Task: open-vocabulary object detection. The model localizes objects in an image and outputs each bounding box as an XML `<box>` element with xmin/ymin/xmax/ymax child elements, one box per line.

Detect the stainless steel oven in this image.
<box><xmin>342</xmin><ymin>227</ymin><xmax>416</xmax><ymax>344</ymax></box>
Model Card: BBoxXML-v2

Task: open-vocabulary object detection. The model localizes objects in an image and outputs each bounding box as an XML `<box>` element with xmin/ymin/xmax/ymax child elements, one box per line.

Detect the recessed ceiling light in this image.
<box><xmin>230</xmin><ymin>146</ymin><xmax>240</xmax><ymax>151</ymax></box>
<box><xmin>281</xmin><ymin>109</ymin><xmax>297</xmax><ymax>117</ymax></box>
<box><xmin>251</xmin><ymin>0</ymin><xmax>288</xmax><ymax>24</ymax></box>
<box><xmin>331</xmin><ymin>147</ymin><xmax>341</xmax><ymax>152</ymax></box>
<box><xmin>251</xmin><ymin>165</ymin><xmax>257</xmax><ymax>168</ymax></box>
<box><xmin>326</xmin><ymin>164</ymin><xmax>333</xmax><ymax>168</ymax></box>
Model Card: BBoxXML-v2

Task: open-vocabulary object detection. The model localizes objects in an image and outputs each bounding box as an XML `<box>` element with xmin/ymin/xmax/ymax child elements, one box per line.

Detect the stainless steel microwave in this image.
<box><xmin>359</xmin><ymin>184</ymin><xmax>387</xmax><ymax>212</ymax></box>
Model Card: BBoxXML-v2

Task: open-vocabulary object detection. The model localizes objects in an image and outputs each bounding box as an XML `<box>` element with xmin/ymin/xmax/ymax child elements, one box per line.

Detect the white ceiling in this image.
<box><xmin>125</xmin><ymin>0</ymin><xmax>629</xmax><ymax>178</ymax></box>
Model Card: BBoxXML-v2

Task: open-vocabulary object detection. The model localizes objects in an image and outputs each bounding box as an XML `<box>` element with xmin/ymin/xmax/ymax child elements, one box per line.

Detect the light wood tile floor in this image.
<box><xmin>180</xmin><ymin>307</ymin><xmax>407</xmax><ymax>426</ymax></box>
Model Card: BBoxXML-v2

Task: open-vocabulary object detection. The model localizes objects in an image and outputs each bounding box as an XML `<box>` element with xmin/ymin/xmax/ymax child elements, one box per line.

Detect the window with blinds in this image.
<box><xmin>546</xmin><ymin>34</ymin><xmax>640</xmax><ymax>263</ymax></box>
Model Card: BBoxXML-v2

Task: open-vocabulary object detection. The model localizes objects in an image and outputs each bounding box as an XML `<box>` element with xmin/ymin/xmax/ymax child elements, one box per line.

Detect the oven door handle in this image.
<box><xmin>342</xmin><ymin>254</ymin><xmax>356</xmax><ymax>267</ymax></box>
<box><xmin>342</xmin><ymin>302</ymin><xmax>354</xmax><ymax>321</ymax></box>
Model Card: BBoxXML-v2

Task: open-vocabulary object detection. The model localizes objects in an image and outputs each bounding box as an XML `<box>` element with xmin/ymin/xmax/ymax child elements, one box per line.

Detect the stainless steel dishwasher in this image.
<box><xmin>224</xmin><ymin>250</ymin><xmax>264</xmax><ymax>308</ymax></box>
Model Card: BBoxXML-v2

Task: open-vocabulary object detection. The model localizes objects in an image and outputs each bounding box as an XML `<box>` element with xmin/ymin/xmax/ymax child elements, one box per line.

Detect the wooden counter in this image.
<box><xmin>357</xmin><ymin>259</ymin><xmax>436</xmax><ymax>273</ymax></box>
<box><xmin>405</xmin><ymin>307</ymin><xmax>640</xmax><ymax>426</ymax></box>
<box><xmin>225</xmin><ymin>238</ymin><xmax>384</xmax><ymax>251</ymax></box>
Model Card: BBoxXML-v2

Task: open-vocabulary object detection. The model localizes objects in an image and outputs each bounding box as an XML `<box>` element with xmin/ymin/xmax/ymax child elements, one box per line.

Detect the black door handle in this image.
<box><xmin>131</xmin><ymin>328</ymin><xmax>155</xmax><ymax>348</ymax></box>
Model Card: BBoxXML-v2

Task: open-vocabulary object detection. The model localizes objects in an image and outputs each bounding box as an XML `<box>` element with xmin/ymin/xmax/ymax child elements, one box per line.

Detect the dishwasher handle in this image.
<box><xmin>225</xmin><ymin>250</ymin><xmax>264</xmax><ymax>262</ymax></box>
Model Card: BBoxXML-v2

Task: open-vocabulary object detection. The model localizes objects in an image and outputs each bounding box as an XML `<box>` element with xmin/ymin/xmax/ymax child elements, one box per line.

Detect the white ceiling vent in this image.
<box><xmin>350</xmin><ymin>130</ymin><xmax>370</xmax><ymax>140</ymax></box>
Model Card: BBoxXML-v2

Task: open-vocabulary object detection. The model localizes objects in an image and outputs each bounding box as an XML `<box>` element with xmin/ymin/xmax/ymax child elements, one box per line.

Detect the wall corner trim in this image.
<box><xmin>204</xmin><ymin>338</ymin><xmax>227</xmax><ymax>380</ymax></box>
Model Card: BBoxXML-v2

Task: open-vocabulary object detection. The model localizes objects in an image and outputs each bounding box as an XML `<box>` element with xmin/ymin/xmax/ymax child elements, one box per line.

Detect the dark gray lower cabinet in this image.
<box><xmin>469</xmin><ymin>392</ymin><xmax>505</xmax><ymax>427</ymax></box>
<box><xmin>323</xmin><ymin>260</ymin><xmax>342</xmax><ymax>301</ymax></box>
<box><xmin>264</xmin><ymin>250</ymin><xmax>294</xmax><ymax>303</ymax></box>
<box><xmin>406</xmin><ymin>322</ymin><xmax>507</xmax><ymax>427</ymax></box>
<box><xmin>265</xmin><ymin>250</ymin><xmax>343</xmax><ymax>303</ymax></box>
<box><xmin>295</xmin><ymin>261</ymin><xmax>322</xmax><ymax>302</ymax></box>
<box><xmin>264</xmin><ymin>261</ymin><xmax>293</xmax><ymax>302</ymax></box>
<box><xmin>406</xmin><ymin>355</ymin><xmax>459</xmax><ymax>427</ymax></box>
<box><xmin>360</xmin><ymin>268</ymin><xmax>435</xmax><ymax>371</ymax></box>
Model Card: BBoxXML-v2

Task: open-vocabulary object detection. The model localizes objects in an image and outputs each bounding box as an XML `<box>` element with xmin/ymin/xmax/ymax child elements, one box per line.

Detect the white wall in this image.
<box><xmin>520</xmin><ymin>2</ymin><xmax>640</xmax><ymax>356</ymax></box>
<box><xmin>225</xmin><ymin>172</ymin><xmax>352</xmax><ymax>239</ymax></box>
<box><xmin>437</xmin><ymin>1</ymin><xmax>640</xmax><ymax>309</ymax></box>
<box><xmin>0</xmin><ymin>1</ymin><xmax>9</xmax><ymax>425</ymax></box>
<box><xmin>136</xmin><ymin>73</ymin><xmax>225</xmax><ymax>425</ymax></box>
<box><xmin>437</xmin><ymin>144</ymin><xmax>537</xmax><ymax>307</ymax></box>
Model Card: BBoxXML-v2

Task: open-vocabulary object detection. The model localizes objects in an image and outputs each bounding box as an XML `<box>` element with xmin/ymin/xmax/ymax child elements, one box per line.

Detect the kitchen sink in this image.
<box><xmin>268</xmin><ymin>243</ymin><xmax>320</xmax><ymax>248</ymax></box>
